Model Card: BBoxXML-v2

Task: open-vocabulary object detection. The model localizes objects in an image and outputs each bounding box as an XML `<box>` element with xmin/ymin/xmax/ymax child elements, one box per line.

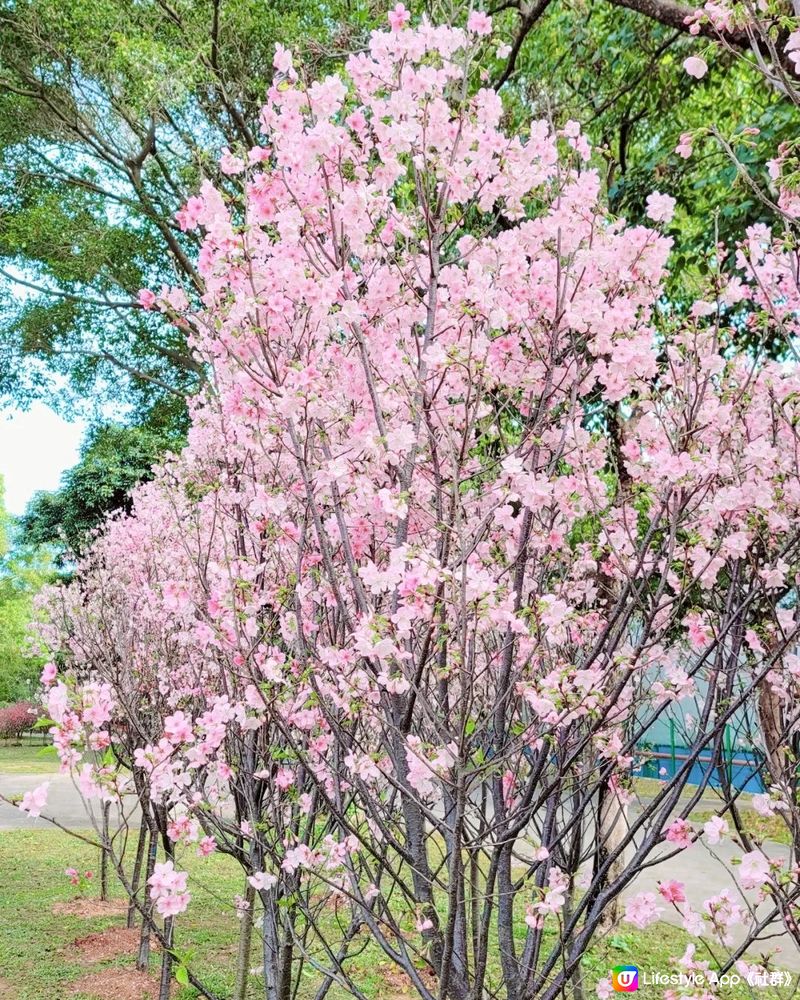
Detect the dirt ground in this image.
<box><xmin>67</xmin><ymin>968</ymin><xmax>168</xmax><ymax>1000</ymax></box>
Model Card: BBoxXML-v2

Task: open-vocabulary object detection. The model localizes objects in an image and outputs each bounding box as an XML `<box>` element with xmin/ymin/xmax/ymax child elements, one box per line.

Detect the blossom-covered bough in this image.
<box><xmin>672</xmin><ymin>0</ymin><xmax>800</xmax><ymax>361</ymax></box>
<box><xmin>21</xmin><ymin>10</ymin><xmax>800</xmax><ymax>1000</ymax></box>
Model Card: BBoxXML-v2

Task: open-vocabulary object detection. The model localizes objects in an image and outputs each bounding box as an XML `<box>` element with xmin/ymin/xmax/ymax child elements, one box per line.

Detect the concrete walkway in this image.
<box><xmin>620</xmin><ymin>835</ymin><xmax>800</xmax><ymax>973</ymax></box>
<box><xmin>0</xmin><ymin>771</ymin><xmax>135</xmax><ymax>832</ymax></box>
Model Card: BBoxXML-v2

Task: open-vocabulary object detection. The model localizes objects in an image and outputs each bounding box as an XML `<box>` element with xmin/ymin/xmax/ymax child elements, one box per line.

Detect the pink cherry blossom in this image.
<box><xmin>467</xmin><ymin>10</ymin><xmax>492</xmax><ymax>35</ymax></box>
<box><xmin>665</xmin><ymin>818</ymin><xmax>693</xmax><ymax>849</ymax></box>
<box><xmin>388</xmin><ymin>3</ymin><xmax>410</xmax><ymax>31</ymax></box>
<box><xmin>156</xmin><ymin>892</ymin><xmax>190</xmax><ymax>917</ymax></box>
<box><xmin>39</xmin><ymin>662</ymin><xmax>57</xmax><ymax>686</ymax></box>
<box><xmin>596</xmin><ymin>979</ymin><xmax>612</xmax><ymax>999</ymax></box>
<box><xmin>703</xmin><ymin>815</ymin><xmax>728</xmax><ymax>845</ymax></box>
<box><xmin>164</xmin><ymin>710</ymin><xmax>194</xmax><ymax>745</ymax></box>
<box><xmin>148</xmin><ymin>860</ymin><xmax>190</xmax><ymax>917</ymax></box>
<box><xmin>683</xmin><ymin>55</ymin><xmax>708</xmax><ymax>79</ymax></box>
<box><xmin>19</xmin><ymin>781</ymin><xmax>50</xmax><ymax>818</ymax></box>
<box><xmin>624</xmin><ymin>891</ymin><xmax>663</xmax><ymax>929</ymax></box>
<box><xmin>658</xmin><ymin>880</ymin><xmax>687</xmax><ymax>904</ymax></box>
<box><xmin>645</xmin><ymin>191</ymin><xmax>676</xmax><ymax>223</ymax></box>
<box><xmin>219</xmin><ymin>148</ymin><xmax>245</xmax><ymax>176</ymax></box>
<box><xmin>248</xmin><ymin>871</ymin><xmax>278</xmax><ymax>891</ymax></box>
<box><xmin>739</xmin><ymin>851</ymin><xmax>770</xmax><ymax>889</ymax></box>
<box><xmin>273</xmin><ymin>43</ymin><xmax>295</xmax><ymax>77</ymax></box>
<box><xmin>197</xmin><ymin>836</ymin><xmax>217</xmax><ymax>857</ymax></box>
<box><xmin>675</xmin><ymin>132</ymin><xmax>694</xmax><ymax>158</ymax></box>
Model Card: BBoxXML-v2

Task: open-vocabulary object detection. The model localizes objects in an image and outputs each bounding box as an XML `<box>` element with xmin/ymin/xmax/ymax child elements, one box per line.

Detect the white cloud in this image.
<box><xmin>0</xmin><ymin>404</ymin><xmax>84</xmax><ymax>514</ymax></box>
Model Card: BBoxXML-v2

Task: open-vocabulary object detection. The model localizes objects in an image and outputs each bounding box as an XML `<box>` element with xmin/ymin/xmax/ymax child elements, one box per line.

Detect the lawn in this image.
<box><xmin>632</xmin><ymin>778</ymin><xmax>796</xmax><ymax>847</ymax></box>
<box><xmin>690</xmin><ymin>808</ymin><xmax>793</xmax><ymax>847</ymax></box>
<box><xmin>0</xmin><ymin>827</ymin><xmax>793</xmax><ymax>1000</ymax></box>
<box><xmin>0</xmin><ymin>739</ymin><xmax>59</xmax><ymax>775</ymax></box>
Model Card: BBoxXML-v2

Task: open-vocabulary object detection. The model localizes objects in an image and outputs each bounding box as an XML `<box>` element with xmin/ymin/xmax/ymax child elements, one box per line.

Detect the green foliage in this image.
<box><xmin>0</xmin><ymin>476</ymin><xmax>50</xmax><ymax>704</ymax></box>
<box><xmin>21</xmin><ymin>422</ymin><xmax>179</xmax><ymax>557</ymax></box>
<box><xmin>0</xmin><ymin>0</ymin><xmax>381</xmax><ymax>430</ymax></box>
<box><xmin>506</xmin><ymin>3</ymin><xmax>798</xmax><ymax>262</ymax></box>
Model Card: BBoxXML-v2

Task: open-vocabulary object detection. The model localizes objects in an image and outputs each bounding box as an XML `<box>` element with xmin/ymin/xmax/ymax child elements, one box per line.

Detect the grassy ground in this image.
<box><xmin>633</xmin><ymin>778</ymin><xmax>795</xmax><ymax>848</ymax></box>
<box><xmin>690</xmin><ymin>808</ymin><xmax>792</xmax><ymax>847</ymax></box>
<box><xmin>0</xmin><ymin>828</ymin><xmax>792</xmax><ymax>1000</ymax></box>
<box><xmin>631</xmin><ymin>776</ymin><xmax>755</xmax><ymax>807</ymax></box>
<box><xmin>0</xmin><ymin>739</ymin><xmax>59</xmax><ymax>775</ymax></box>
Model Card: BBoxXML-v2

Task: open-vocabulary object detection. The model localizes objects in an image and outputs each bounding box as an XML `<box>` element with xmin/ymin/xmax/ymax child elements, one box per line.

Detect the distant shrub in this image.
<box><xmin>0</xmin><ymin>701</ymin><xmax>39</xmax><ymax>741</ymax></box>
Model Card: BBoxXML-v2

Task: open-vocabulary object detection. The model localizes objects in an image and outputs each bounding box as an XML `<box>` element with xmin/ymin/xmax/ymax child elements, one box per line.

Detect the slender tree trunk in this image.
<box><xmin>99</xmin><ymin>801</ymin><xmax>111</xmax><ymax>901</ymax></box>
<box><xmin>127</xmin><ymin>821</ymin><xmax>148</xmax><ymax>929</ymax></box>
<box><xmin>234</xmin><ymin>881</ymin><xmax>256</xmax><ymax>1000</ymax></box>
<box><xmin>159</xmin><ymin>916</ymin><xmax>174</xmax><ymax>1000</ymax></box>
<box><xmin>262</xmin><ymin>887</ymin><xmax>280</xmax><ymax>1000</ymax></box>
<box><xmin>563</xmin><ymin>887</ymin><xmax>586</xmax><ymax>1000</ymax></box>
<box><xmin>137</xmin><ymin>826</ymin><xmax>159</xmax><ymax>972</ymax></box>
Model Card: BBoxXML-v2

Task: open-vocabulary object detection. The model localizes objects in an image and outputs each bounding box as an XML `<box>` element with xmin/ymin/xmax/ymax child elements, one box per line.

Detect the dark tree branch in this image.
<box><xmin>493</xmin><ymin>0</ymin><xmax>555</xmax><ymax>90</ymax></box>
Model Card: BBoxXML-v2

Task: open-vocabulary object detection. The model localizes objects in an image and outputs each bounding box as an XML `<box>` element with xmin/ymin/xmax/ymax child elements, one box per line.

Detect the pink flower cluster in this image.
<box><xmin>147</xmin><ymin>860</ymin><xmax>190</xmax><ymax>917</ymax></box>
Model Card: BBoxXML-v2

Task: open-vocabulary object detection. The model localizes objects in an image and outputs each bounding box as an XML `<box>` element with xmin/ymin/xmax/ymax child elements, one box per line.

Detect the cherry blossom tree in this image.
<box><xmin>24</xmin><ymin>10</ymin><xmax>800</xmax><ymax>1000</ymax></box>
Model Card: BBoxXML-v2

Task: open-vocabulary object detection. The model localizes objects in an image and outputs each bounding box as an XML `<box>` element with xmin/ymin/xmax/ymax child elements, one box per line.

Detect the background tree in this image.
<box><xmin>508</xmin><ymin>4</ymin><xmax>798</xmax><ymax>260</ymax></box>
<box><xmin>0</xmin><ymin>0</ymin><xmax>378</xmax><ymax>426</ymax></box>
<box><xmin>21</xmin><ymin>422</ymin><xmax>180</xmax><ymax>558</ymax></box>
<box><xmin>0</xmin><ymin>475</ymin><xmax>49</xmax><ymax>702</ymax></box>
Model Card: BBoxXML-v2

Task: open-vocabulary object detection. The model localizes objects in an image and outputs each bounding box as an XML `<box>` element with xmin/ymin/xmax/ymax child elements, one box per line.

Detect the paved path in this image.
<box><xmin>0</xmin><ymin>771</ymin><xmax>135</xmax><ymax>831</ymax></box>
<box><xmin>2</xmin><ymin>772</ymin><xmax>799</xmax><ymax>973</ymax></box>
<box><xmin>620</xmin><ymin>835</ymin><xmax>800</xmax><ymax>973</ymax></box>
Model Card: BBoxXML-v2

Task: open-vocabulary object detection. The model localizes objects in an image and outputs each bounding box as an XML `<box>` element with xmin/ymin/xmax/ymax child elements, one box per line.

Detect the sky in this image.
<box><xmin>0</xmin><ymin>404</ymin><xmax>85</xmax><ymax>515</ymax></box>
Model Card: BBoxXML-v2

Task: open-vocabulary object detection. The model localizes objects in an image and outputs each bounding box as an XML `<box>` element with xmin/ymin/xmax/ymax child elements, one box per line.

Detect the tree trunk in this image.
<box><xmin>127</xmin><ymin>821</ymin><xmax>148</xmax><ymax>929</ymax></box>
<box><xmin>100</xmin><ymin>801</ymin><xmax>111</xmax><ymax>901</ymax></box>
<box><xmin>234</xmin><ymin>881</ymin><xmax>256</xmax><ymax>1000</ymax></box>
<box><xmin>159</xmin><ymin>916</ymin><xmax>174</xmax><ymax>1000</ymax></box>
<box><xmin>137</xmin><ymin>827</ymin><xmax>158</xmax><ymax>972</ymax></box>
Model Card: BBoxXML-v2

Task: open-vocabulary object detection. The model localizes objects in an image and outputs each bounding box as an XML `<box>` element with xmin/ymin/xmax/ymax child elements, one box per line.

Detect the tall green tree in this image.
<box><xmin>21</xmin><ymin>422</ymin><xmax>179</xmax><ymax>557</ymax></box>
<box><xmin>0</xmin><ymin>0</ymin><xmax>378</xmax><ymax>427</ymax></box>
<box><xmin>504</xmin><ymin>3</ymin><xmax>799</xmax><ymax>281</ymax></box>
<box><xmin>0</xmin><ymin>475</ymin><xmax>49</xmax><ymax>703</ymax></box>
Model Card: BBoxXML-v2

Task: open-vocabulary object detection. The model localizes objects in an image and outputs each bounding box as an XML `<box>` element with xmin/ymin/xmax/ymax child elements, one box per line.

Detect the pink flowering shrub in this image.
<box><xmin>0</xmin><ymin>700</ymin><xmax>39</xmax><ymax>741</ymax></box>
<box><xmin>30</xmin><ymin>11</ymin><xmax>800</xmax><ymax>1000</ymax></box>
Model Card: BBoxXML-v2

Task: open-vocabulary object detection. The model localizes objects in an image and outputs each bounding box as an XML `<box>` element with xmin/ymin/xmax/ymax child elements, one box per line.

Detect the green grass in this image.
<box><xmin>631</xmin><ymin>776</ymin><xmax>754</xmax><ymax>806</ymax></box>
<box><xmin>691</xmin><ymin>808</ymin><xmax>793</xmax><ymax>847</ymax></box>
<box><xmin>0</xmin><ymin>828</ymin><xmax>790</xmax><ymax>1000</ymax></box>
<box><xmin>0</xmin><ymin>828</ymin><xmax>245</xmax><ymax>1000</ymax></box>
<box><xmin>633</xmin><ymin>777</ymin><xmax>792</xmax><ymax>846</ymax></box>
<box><xmin>0</xmin><ymin>740</ymin><xmax>59</xmax><ymax>774</ymax></box>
